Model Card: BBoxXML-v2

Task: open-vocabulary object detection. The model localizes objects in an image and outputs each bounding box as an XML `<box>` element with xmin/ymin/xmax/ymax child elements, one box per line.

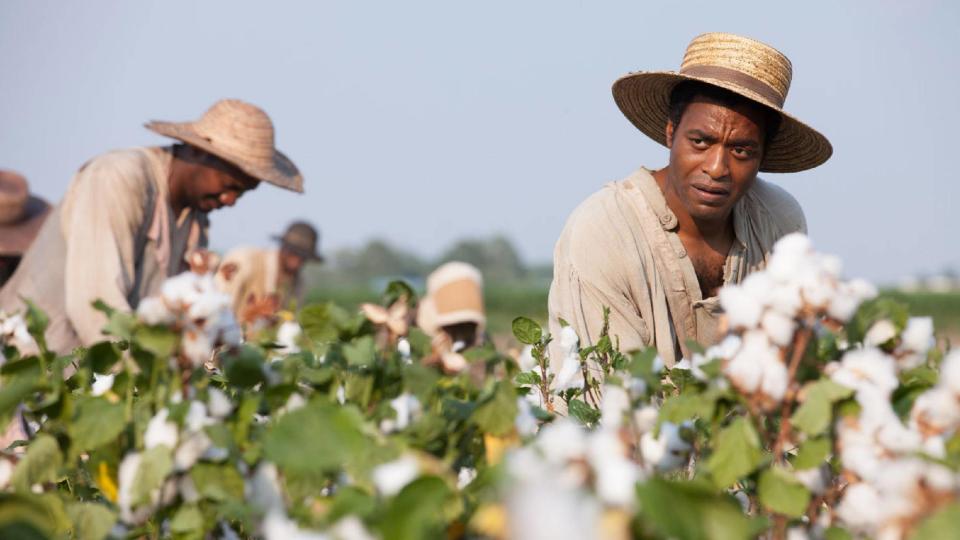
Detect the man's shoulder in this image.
<box><xmin>743</xmin><ymin>177</ymin><xmax>807</xmax><ymax>234</ymax></box>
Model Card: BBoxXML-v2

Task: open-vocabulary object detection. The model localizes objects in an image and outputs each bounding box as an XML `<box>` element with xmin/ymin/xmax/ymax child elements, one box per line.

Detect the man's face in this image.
<box><xmin>663</xmin><ymin>96</ymin><xmax>767</xmax><ymax>223</ymax></box>
<box><xmin>279</xmin><ymin>247</ymin><xmax>306</xmax><ymax>275</ymax></box>
<box><xmin>184</xmin><ymin>150</ymin><xmax>260</xmax><ymax>213</ymax></box>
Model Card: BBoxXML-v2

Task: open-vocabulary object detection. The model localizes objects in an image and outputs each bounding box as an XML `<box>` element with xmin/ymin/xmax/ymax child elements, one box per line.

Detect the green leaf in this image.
<box><xmin>299</xmin><ymin>303</ymin><xmax>350</xmax><ymax>343</ymax></box>
<box><xmin>70</xmin><ymin>397</ymin><xmax>126</xmax><ymax>454</ymax></box>
<box><xmin>12</xmin><ymin>434</ymin><xmax>62</xmax><ymax>492</ymax></box>
<box><xmin>706</xmin><ymin>418</ymin><xmax>764</xmax><ymax>489</ymax></box>
<box><xmin>757</xmin><ymin>466</ymin><xmax>811</xmax><ymax>518</ymax></box>
<box><xmin>823</xmin><ymin>527</ymin><xmax>853</xmax><ymax>540</ymax></box>
<box><xmin>133</xmin><ymin>446</ymin><xmax>173</xmax><ymax>507</ymax></box>
<box><xmin>568</xmin><ymin>399</ymin><xmax>601</xmax><ymax>427</ymax></box>
<box><xmin>379</xmin><ymin>476</ymin><xmax>456</xmax><ymax>540</ymax></box>
<box><xmin>514</xmin><ymin>371</ymin><xmax>541</xmax><ymax>386</ymax></box>
<box><xmin>23</xmin><ymin>299</ymin><xmax>49</xmax><ymax>351</ymax></box>
<box><xmin>85</xmin><ymin>342</ymin><xmax>121</xmax><ymax>374</ymax></box>
<box><xmin>222</xmin><ymin>346</ymin><xmax>266</xmax><ymax>389</ymax></box>
<box><xmin>189</xmin><ymin>463</ymin><xmax>245</xmax><ymax>502</ymax></box>
<box><xmin>913</xmin><ymin>502</ymin><xmax>960</xmax><ymax>540</ymax></box>
<box><xmin>659</xmin><ymin>389</ymin><xmax>719</xmax><ymax>424</ymax></box>
<box><xmin>471</xmin><ymin>382</ymin><xmax>518</xmax><ymax>436</ymax></box>
<box><xmin>169</xmin><ymin>504</ymin><xmax>204</xmax><ymax>535</ymax></box>
<box><xmin>0</xmin><ymin>371</ymin><xmax>38</xmax><ymax>430</ymax></box>
<box><xmin>264</xmin><ymin>401</ymin><xmax>368</xmax><ymax>475</ymax></box>
<box><xmin>511</xmin><ymin>317</ymin><xmax>542</xmax><ymax>345</ymax></box>
<box><xmin>792</xmin><ymin>437</ymin><xmax>831</xmax><ymax>470</ymax></box>
<box><xmin>325</xmin><ymin>486</ymin><xmax>377</xmax><ymax>522</ymax></box>
<box><xmin>66</xmin><ymin>502</ymin><xmax>117</xmax><ymax>540</ymax></box>
<box><xmin>636</xmin><ymin>477</ymin><xmax>768</xmax><ymax>540</ymax></box>
<box><xmin>133</xmin><ymin>325</ymin><xmax>178</xmax><ymax>359</ymax></box>
<box><xmin>383</xmin><ymin>280</ymin><xmax>417</xmax><ymax>306</ymax></box>
<box><xmin>343</xmin><ymin>335</ymin><xmax>376</xmax><ymax>367</ymax></box>
<box><xmin>791</xmin><ymin>379</ymin><xmax>854</xmax><ymax>436</ymax></box>
<box><xmin>102</xmin><ymin>311</ymin><xmax>136</xmax><ymax>341</ymax></box>
<box><xmin>0</xmin><ymin>493</ymin><xmax>60</xmax><ymax>539</ymax></box>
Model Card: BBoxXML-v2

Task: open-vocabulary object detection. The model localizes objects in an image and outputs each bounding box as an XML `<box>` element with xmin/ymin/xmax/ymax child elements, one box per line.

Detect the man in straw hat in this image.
<box><xmin>0</xmin><ymin>99</ymin><xmax>304</xmax><ymax>353</ymax></box>
<box><xmin>216</xmin><ymin>220</ymin><xmax>323</xmax><ymax>322</ymax></box>
<box><xmin>417</xmin><ymin>261</ymin><xmax>487</xmax><ymax>352</ymax></box>
<box><xmin>0</xmin><ymin>170</ymin><xmax>51</xmax><ymax>287</ymax></box>
<box><xmin>549</xmin><ymin>33</ymin><xmax>832</xmax><ymax>376</ymax></box>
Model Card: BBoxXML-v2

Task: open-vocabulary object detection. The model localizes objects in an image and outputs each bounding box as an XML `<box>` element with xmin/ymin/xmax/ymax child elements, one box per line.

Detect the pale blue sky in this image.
<box><xmin>1</xmin><ymin>0</ymin><xmax>957</xmax><ymax>283</ymax></box>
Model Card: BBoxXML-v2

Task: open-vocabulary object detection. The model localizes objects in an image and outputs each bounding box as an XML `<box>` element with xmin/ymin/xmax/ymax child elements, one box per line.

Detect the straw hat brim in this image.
<box><xmin>613</xmin><ymin>71</ymin><xmax>832</xmax><ymax>173</ymax></box>
<box><xmin>0</xmin><ymin>196</ymin><xmax>51</xmax><ymax>256</ymax></box>
<box><xmin>145</xmin><ymin>121</ymin><xmax>304</xmax><ymax>193</ymax></box>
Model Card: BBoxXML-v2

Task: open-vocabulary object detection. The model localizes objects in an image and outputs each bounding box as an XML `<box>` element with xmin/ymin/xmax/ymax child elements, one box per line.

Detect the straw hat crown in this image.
<box><xmin>613</xmin><ymin>32</ymin><xmax>832</xmax><ymax>173</ymax></box>
<box><xmin>146</xmin><ymin>99</ymin><xmax>304</xmax><ymax>193</ymax></box>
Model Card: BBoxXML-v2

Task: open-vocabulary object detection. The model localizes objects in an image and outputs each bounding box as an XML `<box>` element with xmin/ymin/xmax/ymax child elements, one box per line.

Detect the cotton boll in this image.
<box><xmin>535</xmin><ymin>420</ymin><xmax>586</xmax><ymax>465</ymax></box>
<box><xmin>600</xmin><ymin>385</ymin><xmax>630</xmax><ymax>430</ymax></box>
<box><xmin>396</xmin><ymin>337</ymin><xmax>411</xmax><ymax>360</ymax></box>
<box><xmin>793</xmin><ymin>465</ymin><xmax>828</xmax><ymax>495</ymax></box>
<box><xmin>262</xmin><ymin>509</ymin><xmax>329</xmax><ymax>540</ymax></box>
<box><xmin>175</xmin><ymin>431</ymin><xmax>213</xmax><ymax>471</ymax></box>
<box><xmin>767</xmin><ymin>282</ymin><xmax>804</xmax><ymax>318</ymax></box>
<box><xmin>92</xmin><ymin>373</ymin><xmax>115</xmax><ymax>397</ymax></box>
<box><xmin>768</xmin><ymin>233</ymin><xmax>813</xmax><ymax>282</ymax></box>
<box><xmin>910</xmin><ymin>387</ymin><xmax>960</xmax><ymax>437</ymax></box>
<box><xmin>939</xmin><ymin>350</ymin><xmax>960</xmax><ymax>396</ymax></box>
<box><xmin>724</xmin><ymin>330</ymin><xmax>778</xmax><ymax>395</ymax></box>
<box><xmin>863</xmin><ymin>320</ymin><xmax>897</xmax><ymax>348</ymax></box>
<box><xmin>329</xmin><ymin>516</ymin><xmax>376</xmax><ymax>540</ymax></box>
<box><xmin>586</xmin><ymin>430</ymin><xmax>640</xmax><ymax>507</ymax></box>
<box><xmin>827</xmin><ymin>291</ymin><xmax>861</xmax><ymax>323</ymax></box>
<box><xmin>161</xmin><ymin>273</ymin><xmax>201</xmax><ymax>309</ymax></box>
<box><xmin>786</xmin><ymin>527</ymin><xmax>811</xmax><ymax>540</ymax></box>
<box><xmin>457</xmin><ymin>467</ymin><xmax>477</xmax><ymax>489</ymax></box>
<box><xmin>761</xmin><ymin>310</ymin><xmax>796</xmax><ymax>347</ymax></box>
<box><xmin>372</xmin><ymin>455</ymin><xmax>419</xmax><ymax>497</ymax></box>
<box><xmin>517</xmin><ymin>345</ymin><xmax>537</xmax><ymax>372</ymax></box>
<box><xmin>208</xmin><ymin>388</ymin><xmax>233</xmax><ymax>419</ymax></box>
<box><xmin>719</xmin><ymin>285</ymin><xmax>763</xmax><ymax>330</ymax></box>
<box><xmin>247</xmin><ymin>462</ymin><xmax>284</xmax><ymax>513</ymax></box>
<box><xmin>515</xmin><ymin>398</ymin><xmax>539</xmax><ymax>437</ymax></box>
<box><xmin>633</xmin><ymin>406</ymin><xmax>659</xmax><ymax>434</ymax></box>
<box><xmin>185</xmin><ymin>401</ymin><xmax>213</xmax><ymax>433</ymax></box>
<box><xmin>276</xmin><ymin>321</ymin><xmax>302</xmax><ymax>354</ymax></box>
<box><xmin>829</xmin><ymin>348</ymin><xmax>899</xmax><ymax>398</ymax></box>
<box><xmin>639</xmin><ymin>422</ymin><xmax>692</xmax><ymax>472</ymax></box>
<box><xmin>506</xmin><ymin>473</ymin><xmax>600</xmax><ymax>540</ymax></box>
<box><xmin>705</xmin><ymin>334</ymin><xmax>742</xmax><ymax>361</ymax></box>
<box><xmin>558</xmin><ymin>325</ymin><xmax>580</xmax><ymax>357</ymax></box>
<box><xmin>836</xmin><ymin>483</ymin><xmax>883</xmax><ymax>530</ymax></box>
<box><xmin>551</xmin><ymin>354</ymin><xmax>585</xmax><ymax>393</ymax></box>
<box><xmin>136</xmin><ymin>297</ymin><xmax>176</xmax><ymax>326</ymax></box>
<box><xmin>627</xmin><ymin>377</ymin><xmax>648</xmax><ymax>399</ymax></box>
<box><xmin>117</xmin><ymin>452</ymin><xmax>145</xmax><ymax>524</ymax></box>
<box><xmin>759</xmin><ymin>355</ymin><xmax>788</xmax><ymax>403</ymax></box>
<box><xmin>383</xmin><ymin>393</ymin><xmax>421</xmax><ymax>432</ymax></box>
<box><xmin>282</xmin><ymin>393</ymin><xmax>307</xmax><ymax>415</ymax></box>
<box><xmin>144</xmin><ymin>409</ymin><xmax>178</xmax><ymax>450</ymax></box>
<box><xmin>181</xmin><ymin>330</ymin><xmax>214</xmax><ymax>368</ymax></box>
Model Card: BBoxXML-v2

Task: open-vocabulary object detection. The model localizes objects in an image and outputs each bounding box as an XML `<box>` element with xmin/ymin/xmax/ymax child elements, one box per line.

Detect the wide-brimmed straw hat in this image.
<box><xmin>0</xmin><ymin>170</ymin><xmax>51</xmax><ymax>256</ymax></box>
<box><xmin>145</xmin><ymin>99</ymin><xmax>304</xmax><ymax>192</ymax></box>
<box><xmin>272</xmin><ymin>221</ymin><xmax>323</xmax><ymax>262</ymax></box>
<box><xmin>612</xmin><ymin>32</ymin><xmax>832</xmax><ymax>173</ymax></box>
<box><xmin>417</xmin><ymin>262</ymin><xmax>486</xmax><ymax>338</ymax></box>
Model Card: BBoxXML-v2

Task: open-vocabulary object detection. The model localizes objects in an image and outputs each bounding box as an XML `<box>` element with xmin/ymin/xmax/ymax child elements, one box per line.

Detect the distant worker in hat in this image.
<box><xmin>0</xmin><ymin>171</ymin><xmax>51</xmax><ymax>287</ymax></box>
<box><xmin>417</xmin><ymin>261</ymin><xmax>487</xmax><ymax>352</ymax></box>
<box><xmin>216</xmin><ymin>221</ymin><xmax>323</xmax><ymax>320</ymax></box>
<box><xmin>0</xmin><ymin>99</ymin><xmax>304</xmax><ymax>353</ymax></box>
<box><xmin>549</xmin><ymin>33</ymin><xmax>833</xmax><ymax>373</ymax></box>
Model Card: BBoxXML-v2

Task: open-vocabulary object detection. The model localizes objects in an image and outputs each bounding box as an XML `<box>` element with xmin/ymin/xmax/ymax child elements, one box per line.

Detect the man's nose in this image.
<box><xmin>219</xmin><ymin>191</ymin><xmax>238</xmax><ymax>207</ymax></box>
<box><xmin>702</xmin><ymin>145</ymin><xmax>730</xmax><ymax>180</ymax></box>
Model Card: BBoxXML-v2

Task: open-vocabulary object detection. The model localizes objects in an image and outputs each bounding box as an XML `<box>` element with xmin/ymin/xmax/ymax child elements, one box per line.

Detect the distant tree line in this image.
<box><xmin>303</xmin><ymin>235</ymin><xmax>551</xmax><ymax>291</ymax></box>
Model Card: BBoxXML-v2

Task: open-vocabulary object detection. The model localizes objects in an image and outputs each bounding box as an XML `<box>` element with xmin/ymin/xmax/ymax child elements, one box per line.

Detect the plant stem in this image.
<box><xmin>772</xmin><ymin>325</ymin><xmax>813</xmax><ymax>463</ymax></box>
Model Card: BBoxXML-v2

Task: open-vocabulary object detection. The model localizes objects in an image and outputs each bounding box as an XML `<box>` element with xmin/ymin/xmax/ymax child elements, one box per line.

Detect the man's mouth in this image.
<box><xmin>691</xmin><ymin>183</ymin><xmax>730</xmax><ymax>204</ymax></box>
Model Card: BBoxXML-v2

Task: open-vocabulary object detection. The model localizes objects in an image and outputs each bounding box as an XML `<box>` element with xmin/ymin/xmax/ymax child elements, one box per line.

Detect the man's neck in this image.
<box><xmin>167</xmin><ymin>150</ymin><xmax>189</xmax><ymax>215</ymax></box>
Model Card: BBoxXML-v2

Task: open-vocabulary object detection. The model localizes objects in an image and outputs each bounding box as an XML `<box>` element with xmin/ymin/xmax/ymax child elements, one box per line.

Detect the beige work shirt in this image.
<box><xmin>0</xmin><ymin>147</ymin><xmax>208</xmax><ymax>353</ymax></box>
<box><xmin>548</xmin><ymin>167</ymin><xmax>806</xmax><ymax>375</ymax></box>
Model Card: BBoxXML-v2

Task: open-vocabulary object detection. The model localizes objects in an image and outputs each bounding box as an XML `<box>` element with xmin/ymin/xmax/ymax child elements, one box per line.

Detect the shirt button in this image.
<box><xmin>677</xmin><ymin>248</ymin><xmax>687</xmax><ymax>258</ymax></box>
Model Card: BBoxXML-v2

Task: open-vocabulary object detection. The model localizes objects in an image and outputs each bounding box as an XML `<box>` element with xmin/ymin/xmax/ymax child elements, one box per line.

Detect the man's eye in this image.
<box><xmin>733</xmin><ymin>147</ymin><xmax>751</xmax><ymax>157</ymax></box>
<box><xmin>691</xmin><ymin>138</ymin><xmax>706</xmax><ymax>146</ymax></box>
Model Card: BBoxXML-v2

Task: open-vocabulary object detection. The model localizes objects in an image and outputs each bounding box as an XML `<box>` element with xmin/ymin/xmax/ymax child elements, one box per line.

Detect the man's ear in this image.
<box><xmin>665</xmin><ymin>120</ymin><xmax>675</xmax><ymax>149</ymax></box>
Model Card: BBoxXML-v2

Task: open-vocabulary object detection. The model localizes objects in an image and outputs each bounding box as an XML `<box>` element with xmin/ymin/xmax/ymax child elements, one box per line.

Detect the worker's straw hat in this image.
<box><xmin>145</xmin><ymin>99</ymin><xmax>304</xmax><ymax>192</ymax></box>
<box><xmin>612</xmin><ymin>32</ymin><xmax>832</xmax><ymax>172</ymax></box>
<box><xmin>0</xmin><ymin>170</ymin><xmax>51</xmax><ymax>256</ymax></box>
<box><xmin>417</xmin><ymin>262</ymin><xmax>486</xmax><ymax>338</ymax></box>
<box><xmin>273</xmin><ymin>221</ymin><xmax>323</xmax><ymax>262</ymax></box>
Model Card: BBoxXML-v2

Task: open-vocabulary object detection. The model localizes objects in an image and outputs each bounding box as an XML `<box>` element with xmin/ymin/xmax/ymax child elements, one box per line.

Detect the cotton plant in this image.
<box><xmin>135</xmin><ymin>249</ymin><xmax>242</xmax><ymax>368</ymax></box>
